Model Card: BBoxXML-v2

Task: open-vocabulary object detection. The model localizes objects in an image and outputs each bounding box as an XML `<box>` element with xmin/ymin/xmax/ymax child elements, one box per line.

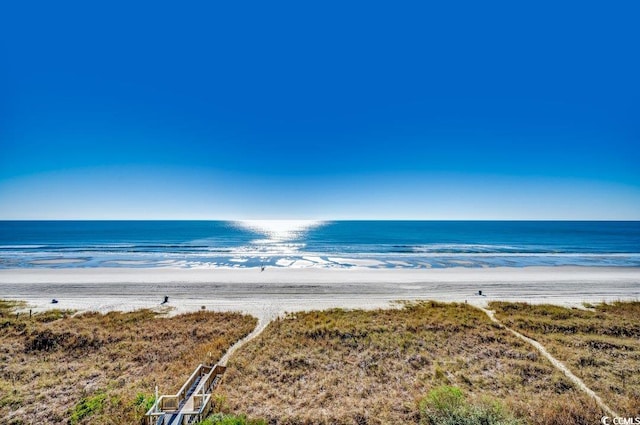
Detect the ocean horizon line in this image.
<box><xmin>1</xmin><ymin>219</ymin><xmax>640</xmax><ymax>222</ymax></box>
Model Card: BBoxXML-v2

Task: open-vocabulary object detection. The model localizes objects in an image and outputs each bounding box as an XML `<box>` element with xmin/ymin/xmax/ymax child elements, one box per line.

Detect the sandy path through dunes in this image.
<box><xmin>479</xmin><ymin>307</ymin><xmax>618</xmax><ymax>417</ymax></box>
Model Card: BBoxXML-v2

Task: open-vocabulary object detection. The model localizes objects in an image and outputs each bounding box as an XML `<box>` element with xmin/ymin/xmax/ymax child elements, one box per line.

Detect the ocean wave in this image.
<box><xmin>388</xmin><ymin>244</ymin><xmax>528</xmax><ymax>253</ymax></box>
<box><xmin>3</xmin><ymin>251</ymin><xmax>640</xmax><ymax>270</ymax></box>
<box><xmin>2</xmin><ymin>221</ymin><xmax>639</xmax><ymax>269</ymax></box>
<box><xmin>0</xmin><ymin>245</ymin><xmax>47</xmax><ymax>249</ymax></box>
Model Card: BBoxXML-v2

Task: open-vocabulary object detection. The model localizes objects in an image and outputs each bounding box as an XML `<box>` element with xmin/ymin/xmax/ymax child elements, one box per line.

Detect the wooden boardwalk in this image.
<box><xmin>144</xmin><ymin>364</ymin><xmax>226</xmax><ymax>425</ymax></box>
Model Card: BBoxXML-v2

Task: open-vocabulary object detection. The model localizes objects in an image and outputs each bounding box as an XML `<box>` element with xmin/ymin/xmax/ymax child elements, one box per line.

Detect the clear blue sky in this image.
<box><xmin>1</xmin><ymin>1</ymin><xmax>638</xmax><ymax>219</ymax></box>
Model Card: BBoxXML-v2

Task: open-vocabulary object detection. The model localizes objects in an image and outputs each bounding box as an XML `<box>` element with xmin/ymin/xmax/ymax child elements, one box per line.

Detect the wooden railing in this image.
<box><xmin>144</xmin><ymin>364</ymin><xmax>226</xmax><ymax>425</ymax></box>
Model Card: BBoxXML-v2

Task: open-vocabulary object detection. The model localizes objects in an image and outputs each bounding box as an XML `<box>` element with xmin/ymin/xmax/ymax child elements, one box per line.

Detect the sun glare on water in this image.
<box><xmin>236</xmin><ymin>220</ymin><xmax>324</xmax><ymax>242</ymax></box>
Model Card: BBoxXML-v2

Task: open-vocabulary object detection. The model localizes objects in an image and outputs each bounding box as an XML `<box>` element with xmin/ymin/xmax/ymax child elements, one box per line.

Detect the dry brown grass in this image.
<box><xmin>219</xmin><ymin>301</ymin><xmax>604</xmax><ymax>425</ymax></box>
<box><xmin>0</xmin><ymin>300</ymin><xmax>256</xmax><ymax>425</ymax></box>
<box><xmin>491</xmin><ymin>300</ymin><xmax>640</xmax><ymax>416</ymax></box>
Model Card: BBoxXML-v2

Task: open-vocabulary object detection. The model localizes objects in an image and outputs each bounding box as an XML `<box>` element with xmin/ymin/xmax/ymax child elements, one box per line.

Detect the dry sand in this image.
<box><xmin>1</xmin><ymin>266</ymin><xmax>638</xmax><ymax>323</ymax></box>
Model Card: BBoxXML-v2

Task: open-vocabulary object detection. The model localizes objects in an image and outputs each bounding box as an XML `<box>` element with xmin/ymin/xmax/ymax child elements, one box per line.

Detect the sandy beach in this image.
<box><xmin>1</xmin><ymin>266</ymin><xmax>638</xmax><ymax>321</ymax></box>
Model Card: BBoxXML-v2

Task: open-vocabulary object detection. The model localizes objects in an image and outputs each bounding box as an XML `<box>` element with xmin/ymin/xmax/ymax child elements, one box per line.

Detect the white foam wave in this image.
<box><xmin>0</xmin><ymin>245</ymin><xmax>46</xmax><ymax>249</ymax></box>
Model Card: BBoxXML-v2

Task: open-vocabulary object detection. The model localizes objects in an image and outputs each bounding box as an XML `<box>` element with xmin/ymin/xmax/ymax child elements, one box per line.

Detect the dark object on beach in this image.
<box><xmin>51</xmin><ymin>299</ymin><xmax>58</xmax><ymax>304</ymax></box>
<box><xmin>478</xmin><ymin>290</ymin><xmax>483</xmax><ymax>296</ymax></box>
<box><xmin>261</xmin><ymin>265</ymin><xmax>266</xmax><ymax>272</ymax></box>
<box><xmin>161</xmin><ymin>296</ymin><xmax>169</xmax><ymax>305</ymax></box>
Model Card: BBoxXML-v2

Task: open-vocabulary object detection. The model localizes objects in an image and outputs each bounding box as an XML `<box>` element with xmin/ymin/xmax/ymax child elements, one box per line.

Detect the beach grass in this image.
<box><xmin>218</xmin><ymin>301</ymin><xmax>604</xmax><ymax>424</ymax></box>
<box><xmin>0</xmin><ymin>300</ymin><xmax>256</xmax><ymax>425</ymax></box>
<box><xmin>490</xmin><ymin>300</ymin><xmax>640</xmax><ymax>416</ymax></box>
<box><xmin>4</xmin><ymin>299</ymin><xmax>636</xmax><ymax>424</ymax></box>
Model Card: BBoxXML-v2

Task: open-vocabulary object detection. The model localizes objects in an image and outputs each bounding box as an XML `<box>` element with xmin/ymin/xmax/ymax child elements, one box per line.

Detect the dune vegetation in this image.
<box><xmin>4</xmin><ymin>299</ymin><xmax>637</xmax><ymax>425</ymax></box>
<box><xmin>490</xmin><ymin>300</ymin><xmax>640</xmax><ymax>416</ymax></box>
<box><xmin>217</xmin><ymin>301</ymin><xmax>605</xmax><ymax>425</ymax></box>
<box><xmin>0</xmin><ymin>300</ymin><xmax>256</xmax><ymax>425</ymax></box>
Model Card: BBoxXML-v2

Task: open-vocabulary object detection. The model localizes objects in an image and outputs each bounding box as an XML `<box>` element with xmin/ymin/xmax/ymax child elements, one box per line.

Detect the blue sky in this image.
<box><xmin>1</xmin><ymin>1</ymin><xmax>639</xmax><ymax>219</ymax></box>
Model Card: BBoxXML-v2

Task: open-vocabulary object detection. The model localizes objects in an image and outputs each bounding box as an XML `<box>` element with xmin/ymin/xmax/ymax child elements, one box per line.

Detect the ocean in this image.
<box><xmin>1</xmin><ymin>220</ymin><xmax>639</xmax><ymax>269</ymax></box>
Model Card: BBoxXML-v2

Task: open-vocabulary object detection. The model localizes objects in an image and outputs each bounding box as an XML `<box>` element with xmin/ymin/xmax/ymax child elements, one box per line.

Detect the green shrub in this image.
<box><xmin>419</xmin><ymin>385</ymin><xmax>521</xmax><ymax>425</ymax></box>
<box><xmin>69</xmin><ymin>392</ymin><xmax>107</xmax><ymax>424</ymax></box>
<box><xmin>133</xmin><ymin>393</ymin><xmax>156</xmax><ymax>411</ymax></box>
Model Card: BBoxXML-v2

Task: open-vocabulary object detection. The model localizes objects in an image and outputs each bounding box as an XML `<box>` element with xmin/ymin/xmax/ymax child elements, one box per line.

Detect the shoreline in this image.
<box><xmin>1</xmin><ymin>266</ymin><xmax>638</xmax><ymax>321</ymax></box>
